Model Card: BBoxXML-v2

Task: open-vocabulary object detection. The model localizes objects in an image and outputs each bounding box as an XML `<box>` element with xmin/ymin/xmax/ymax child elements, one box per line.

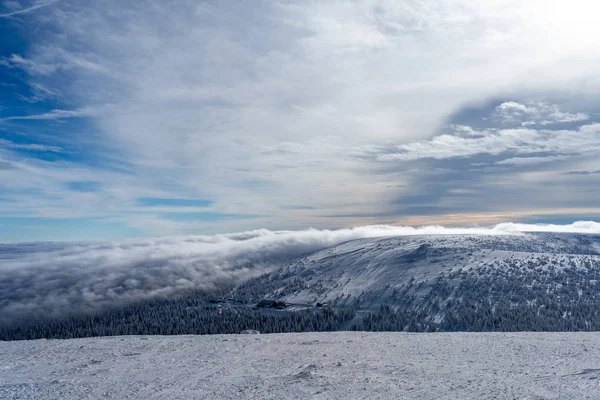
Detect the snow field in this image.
<box><xmin>2</xmin><ymin>332</ymin><xmax>600</xmax><ymax>399</ymax></box>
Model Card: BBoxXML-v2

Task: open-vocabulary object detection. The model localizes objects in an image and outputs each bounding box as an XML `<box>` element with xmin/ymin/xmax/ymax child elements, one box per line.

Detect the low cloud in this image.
<box><xmin>1</xmin><ymin>222</ymin><xmax>600</xmax><ymax>323</ymax></box>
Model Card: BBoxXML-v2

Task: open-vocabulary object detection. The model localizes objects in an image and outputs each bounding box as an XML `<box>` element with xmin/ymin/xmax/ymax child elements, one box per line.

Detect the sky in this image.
<box><xmin>1</xmin><ymin>0</ymin><xmax>600</xmax><ymax>241</ymax></box>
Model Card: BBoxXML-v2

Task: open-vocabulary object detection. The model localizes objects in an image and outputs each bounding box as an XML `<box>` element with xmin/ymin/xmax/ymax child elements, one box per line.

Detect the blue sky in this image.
<box><xmin>1</xmin><ymin>0</ymin><xmax>600</xmax><ymax>241</ymax></box>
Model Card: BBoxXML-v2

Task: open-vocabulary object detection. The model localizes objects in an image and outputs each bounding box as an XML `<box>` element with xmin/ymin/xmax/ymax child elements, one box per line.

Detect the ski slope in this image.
<box><xmin>2</xmin><ymin>332</ymin><xmax>600</xmax><ymax>399</ymax></box>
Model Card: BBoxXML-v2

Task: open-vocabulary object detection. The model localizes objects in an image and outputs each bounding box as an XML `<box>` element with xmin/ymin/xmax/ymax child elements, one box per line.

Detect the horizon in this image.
<box><xmin>1</xmin><ymin>0</ymin><xmax>600</xmax><ymax>242</ymax></box>
<box><xmin>1</xmin><ymin>219</ymin><xmax>600</xmax><ymax>244</ymax></box>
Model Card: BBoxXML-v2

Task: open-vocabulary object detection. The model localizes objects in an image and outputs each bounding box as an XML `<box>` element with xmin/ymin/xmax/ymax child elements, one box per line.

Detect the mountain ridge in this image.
<box><xmin>4</xmin><ymin>232</ymin><xmax>600</xmax><ymax>339</ymax></box>
<box><xmin>235</xmin><ymin>233</ymin><xmax>600</xmax><ymax>308</ymax></box>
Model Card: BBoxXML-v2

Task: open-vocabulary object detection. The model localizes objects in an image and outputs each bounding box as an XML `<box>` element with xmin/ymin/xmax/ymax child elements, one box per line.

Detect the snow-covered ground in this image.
<box><xmin>2</xmin><ymin>332</ymin><xmax>600</xmax><ymax>399</ymax></box>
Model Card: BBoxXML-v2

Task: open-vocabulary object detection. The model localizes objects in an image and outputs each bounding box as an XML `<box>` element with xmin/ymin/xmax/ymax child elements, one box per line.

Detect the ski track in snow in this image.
<box><xmin>2</xmin><ymin>332</ymin><xmax>600</xmax><ymax>399</ymax></box>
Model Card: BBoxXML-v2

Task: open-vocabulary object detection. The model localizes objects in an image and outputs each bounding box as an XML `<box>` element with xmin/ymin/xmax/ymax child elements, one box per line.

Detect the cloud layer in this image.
<box><xmin>2</xmin><ymin>221</ymin><xmax>600</xmax><ymax>323</ymax></box>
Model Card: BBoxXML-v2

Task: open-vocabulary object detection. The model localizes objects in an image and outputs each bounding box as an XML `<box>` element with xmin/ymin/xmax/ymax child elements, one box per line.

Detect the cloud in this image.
<box><xmin>374</xmin><ymin>123</ymin><xmax>600</xmax><ymax>162</ymax></box>
<box><xmin>493</xmin><ymin>101</ymin><xmax>589</xmax><ymax>126</ymax></box>
<box><xmin>562</xmin><ymin>170</ymin><xmax>600</xmax><ymax>176</ymax></box>
<box><xmin>0</xmin><ymin>54</ymin><xmax>56</xmax><ymax>75</ymax></box>
<box><xmin>0</xmin><ymin>138</ymin><xmax>63</xmax><ymax>152</ymax></box>
<box><xmin>491</xmin><ymin>221</ymin><xmax>600</xmax><ymax>234</ymax></box>
<box><xmin>1</xmin><ymin>1</ymin><xmax>600</xmax><ymax>238</ymax></box>
<box><xmin>495</xmin><ymin>155</ymin><xmax>571</xmax><ymax>166</ymax></box>
<box><xmin>0</xmin><ymin>0</ymin><xmax>59</xmax><ymax>18</ymax></box>
<box><xmin>0</xmin><ymin>107</ymin><xmax>100</xmax><ymax>122</ymax></box>
<box><xmin>17</xmin><ymin>82</ymin><xmax>61</xmax><ymax>103</ymax></box>
<box><xmin>0</xmin><ymin>51</ymin><xmax>112</xmax><ymax>76</ymax></box>
<box><xmin>1</xmin><ymin>222</ymin><xmax>600</xmax><ymax>323</ymax></box>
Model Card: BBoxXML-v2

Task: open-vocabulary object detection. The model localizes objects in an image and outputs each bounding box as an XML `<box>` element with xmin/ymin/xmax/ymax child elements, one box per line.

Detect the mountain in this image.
<box><xmin>232</xmin><ymin>233</ymin><xmax>600</xmax><ymax>331</ymax></box>
<box><xmin>3</xmin><ymin>232</ymin><xmax>600</xmax><ymax>339</ymax></box>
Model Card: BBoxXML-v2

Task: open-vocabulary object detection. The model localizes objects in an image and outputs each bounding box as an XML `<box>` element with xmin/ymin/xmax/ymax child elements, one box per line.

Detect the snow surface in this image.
<box><xmin>2</xmin><ymin>332</ymin><xmax>600</xmax><ymax>399</ymax></box>
<box><xmin>250</xmin><ymin>233</ymin><xmax>600</xmax><ymax>309</ymax></box>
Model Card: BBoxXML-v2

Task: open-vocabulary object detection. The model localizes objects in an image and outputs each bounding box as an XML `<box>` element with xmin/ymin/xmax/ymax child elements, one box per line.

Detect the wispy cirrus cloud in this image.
<box><xmin>16</xmin><ymin>82</ymin><xmax>60</xmax><ymax>103</ymax></box>
<box><xmin>0</xmin><ymin>138</ymin><xmax>63</xmax><ymax>152</ymax></box>
<box><xmin>495</xmin><ymin>155</ymin><xmax>572</xmax><ymax>166</ymax></box>
<box><xmin>0</xmin><ymin>0</ymin><xmax>59</xmax><ymax>18</ymax></box>
<box><xmin>0</xmin><ymin>107</ymin><xmax>101</xmax><ymax>122</ymax></box>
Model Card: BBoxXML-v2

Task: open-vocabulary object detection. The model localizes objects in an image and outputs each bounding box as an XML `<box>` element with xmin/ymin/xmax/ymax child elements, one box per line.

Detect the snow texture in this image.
<box><xmin>2</xmin><ymin>332</ymin><xmax>600</xmax><ymax>399</ymax></box>
<box><xmin>243</xmin><ymin>233</ymin><xmax>600</xmax><ymax>310</ymax></box>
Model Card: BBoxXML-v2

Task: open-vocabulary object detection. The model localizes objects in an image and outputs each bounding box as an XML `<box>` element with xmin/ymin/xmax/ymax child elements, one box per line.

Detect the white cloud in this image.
<box><xmin>0</xmin><ymin>138</ymin><xmax>63</xmax><ymax>152</ymax></box>
<box><xmin>376</xmin><ymin>123</ymin><xmax>600</xmax><ymax>162</ymax></box>
<box><xmin>493</xmin><ymin>101</ymin><xmax>589</xmax><ymax>126</ymax></box>
<box><xmin>492</xmin><ymin>221</ymin><xmax>600</xmax><ymax>234</ymax></box>
<box><xmin>496</xmin><ymin>101</ymin><xmax>531</xmax><ymax>114</ymax></box>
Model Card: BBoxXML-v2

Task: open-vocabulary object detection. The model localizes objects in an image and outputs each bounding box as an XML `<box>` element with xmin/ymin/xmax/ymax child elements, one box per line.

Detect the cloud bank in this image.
<box><xmin>1</xmin><ymin>221</ymin><xmax>600</xmax><ymax>323</ymax></box>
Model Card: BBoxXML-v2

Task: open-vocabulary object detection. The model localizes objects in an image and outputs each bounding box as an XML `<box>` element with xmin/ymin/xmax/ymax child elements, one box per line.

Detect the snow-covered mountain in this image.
<box><xmin>233</xmin><ymin>233</ymin><xmax>600</xmax><ymax>330</ymax></box>
<box><xmin>4</xmin><ymin>232</ymin><xmax>600</xmax><ymax>339</ymax></box>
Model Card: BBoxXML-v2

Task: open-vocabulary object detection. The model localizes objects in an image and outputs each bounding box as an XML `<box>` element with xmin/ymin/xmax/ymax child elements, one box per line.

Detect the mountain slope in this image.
<box><xmin>233</xmin><ymin>233</ymin><xmax>600</xmax><ymax>330</ymax></box>
<box><xmin>4</xmin><ymin>232</ymin><xmax>600</xmax><ymax>339</ymax></box>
